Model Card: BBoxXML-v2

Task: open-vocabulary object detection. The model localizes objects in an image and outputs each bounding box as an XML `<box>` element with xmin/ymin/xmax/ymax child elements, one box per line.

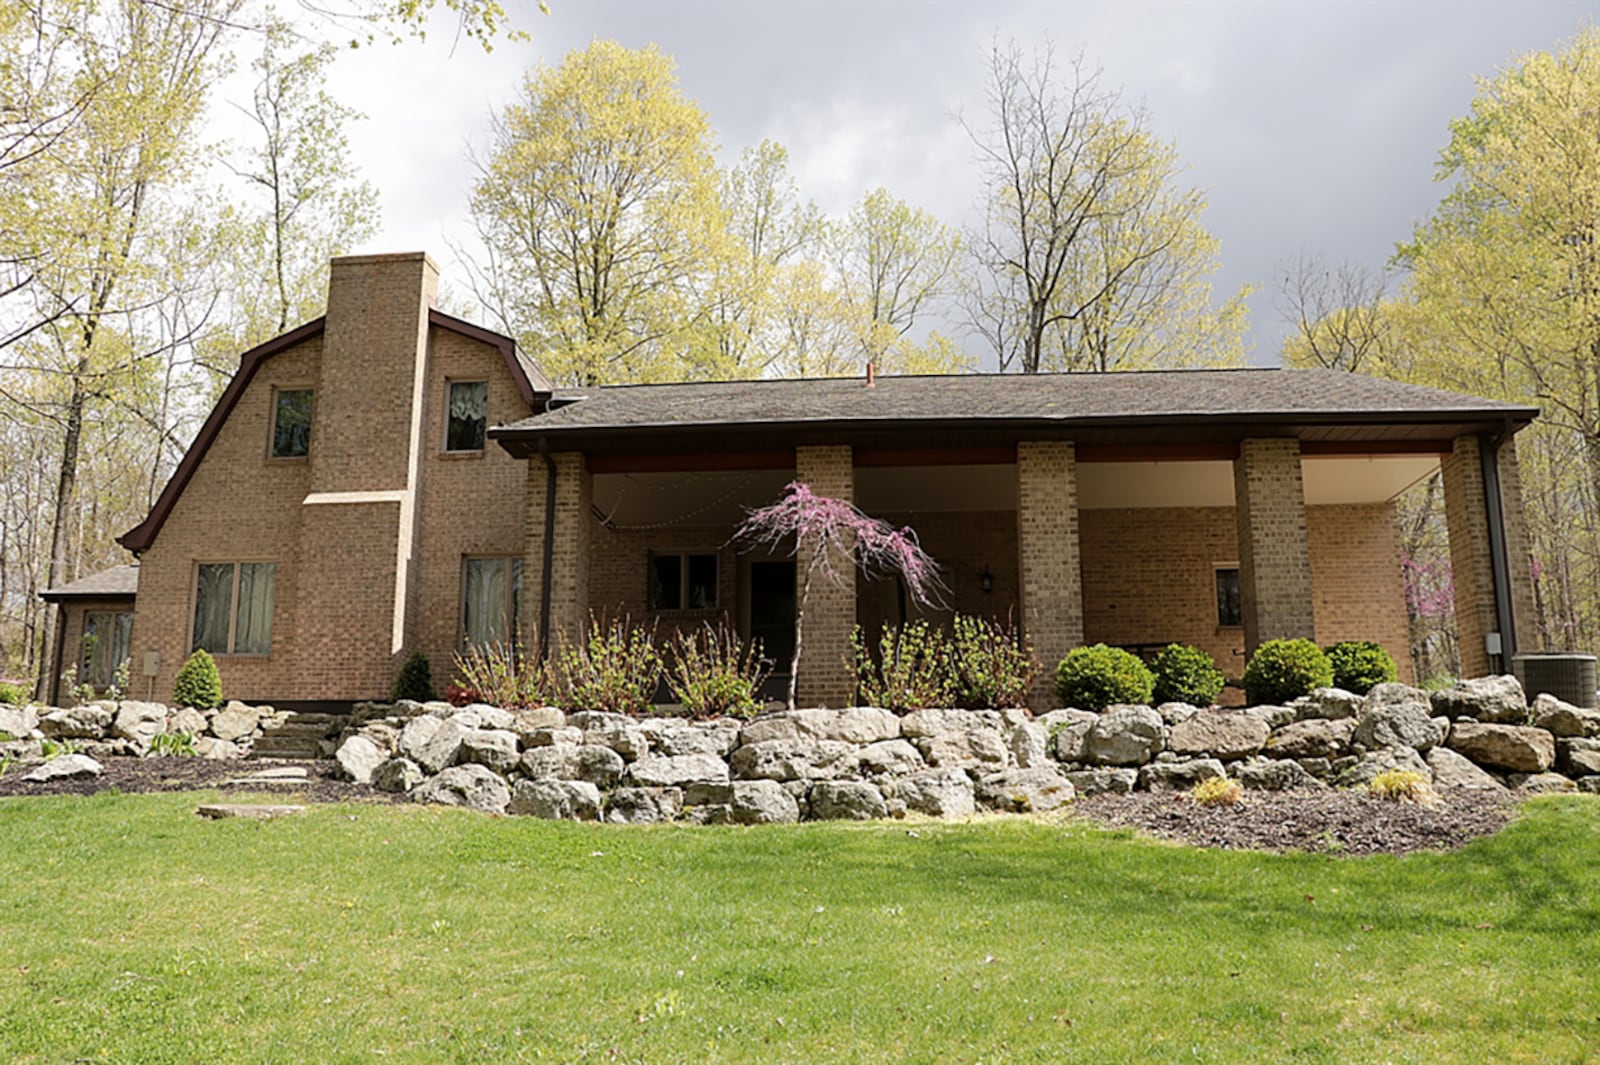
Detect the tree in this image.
<box><xmin>735</xmin><ymin>482</ymin><xmax>942</xmax><ymax>710</ymax></box>
<box><xmin>1276</xmin><ymin>253</ymin><xmax>1393</xmax><ymax>374</ymax></box>
<box><xmin>464</xmin><ymin>40</ymin><xmax>728</xmax><ymax>386</ymax></box>
<box><xmin>962</xmin><ymin>39</ymin><xmax>1248</xmax><ymax>373</ymax></box>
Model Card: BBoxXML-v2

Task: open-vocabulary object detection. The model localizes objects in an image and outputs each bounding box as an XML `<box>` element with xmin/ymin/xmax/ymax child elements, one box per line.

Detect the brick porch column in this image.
<box><xmin>795</xmin><ymin>445</ymin><xmax>855</xmax><ymax>708</ymax></box>
<box><xmin>1017</xmin><ymin>441</ymin><xmax>1083</xmax><ymax>709</ymax></box>
<box><xmin>1442</xmin><ymin>434</ymin><xmax>1536</xmax><ymax>677</ymax></box>
<box><xmin>523</xmin><ymin>452</ymin><xmax>592</xmax><ymax>656</ymax></box>
<box><xmin>1233</xmin><ymin>438</ymin><xmax>1315</xmax><ymax>654</ymax></box>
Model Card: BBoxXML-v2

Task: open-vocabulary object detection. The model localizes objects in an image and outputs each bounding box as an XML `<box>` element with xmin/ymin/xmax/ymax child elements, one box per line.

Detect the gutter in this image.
<box><xmin>538</xmin><ymin>442</ymin><xmax>557</xmax><ymax>661</ymax></box>
<box><xmin>1479</xmin><ymin>426</ymin><xmax>1517</xmax><ymax>664</ymax></box>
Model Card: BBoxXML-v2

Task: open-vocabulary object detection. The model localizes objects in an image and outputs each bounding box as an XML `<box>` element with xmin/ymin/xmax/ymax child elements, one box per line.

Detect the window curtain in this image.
<box><xmin>233</xmin><ymin>563</ymin><xmax>276</xmax><ymax>654</ymax></box>
<box><xmin>82</xmin><ymin>612</ymin><xmax>112</xmax><ymax>687</ymax></box>
<box><xmin>448</xmin><ymin>381</ymin><xmax>488</xmax><ymax>451</ymax></box>
<box><xmin>193</xmin><ymin>564</ymin><xmax>233</xmax><ymax>653</ymax></box>
<box><xmin>464</xmin><ymin>558</ymin><xmax>509</xmax><ymax>649</ymax></box>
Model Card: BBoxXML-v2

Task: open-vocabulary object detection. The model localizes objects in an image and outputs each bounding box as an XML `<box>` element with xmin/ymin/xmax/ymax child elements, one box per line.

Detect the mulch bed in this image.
<box><xmin>0</xmin><ymin>756</ymin><xmax>1518</xmax><ymax>855</ymax></box>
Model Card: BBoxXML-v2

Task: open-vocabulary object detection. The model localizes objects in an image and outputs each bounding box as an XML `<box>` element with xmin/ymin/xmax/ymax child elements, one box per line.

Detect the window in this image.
<box><xmin>447</xmin><ymin>380</ymin><xmax>488</xmax><ymax>452</ymax></box>
<box><xmin>82</xmin><ymin>610</ymin><xmax>133</xmax><ymax>688</ymax></box>
<box><xmin>463</xmin><ymin>557</ymin><xmax>521</xmax><ymax>650</ymax></box>
<box><xmin>650</xmin><ymin>552</ymin><xmax>718</xmax><ymax>610</ymax></box>
<box><xmin>271</xmin><ymin>388</ymin><xmax>313</xmax><ymax>458</ymax></box>
<box><xmin>1215</xmin><ymin>565</ymin><xmax>1242</xmax><ymax>627</ymax></box>
<box><xmin>193</xmin><ymin>562</ymin><xmax>276</xmax><ymax>654</ymax></box>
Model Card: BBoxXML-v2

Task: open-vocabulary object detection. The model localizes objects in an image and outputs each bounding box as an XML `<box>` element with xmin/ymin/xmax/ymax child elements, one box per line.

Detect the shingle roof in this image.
<box><xmin>41</xmin><ymin>564</ymin><xmax>138</xmax><ymax>600</ymax></box>
<box><xmin>492</xmin><ymin>368</ymin><xmax>1536</xmax><ymax>453</ymax></box>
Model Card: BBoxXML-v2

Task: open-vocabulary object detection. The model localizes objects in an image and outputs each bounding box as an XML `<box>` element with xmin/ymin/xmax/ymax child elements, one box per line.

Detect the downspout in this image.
<box><xmin>538</xmin><ymin>442</ymin><xmax>557</xmax><ymax>661</ymax></box>
<box><xmin>1478</xmin><ymin>427</ymin><xmax>1517</xmax><ymax>666</ymax></box>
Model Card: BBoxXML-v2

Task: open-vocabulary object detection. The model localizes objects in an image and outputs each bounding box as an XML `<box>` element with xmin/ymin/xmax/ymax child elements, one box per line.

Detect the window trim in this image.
<box><xmin>268</xmin><ymin>386</ymin><xmax>314</xmax><ymax>460</ymax></box>
<box><xmin>1214</xmin><ymin>562</ymin><xmax>1242</xmax><ymax>628</ymax></box>
<box><xmin>192</xmin><ymin>561</ymin><xmax>277</xmax><ymax>657</ymax></box>
<box><xmin>444</xmin><ymin>379</ymin><xmax>489</xmax><ymax>454</ymax></box>
<box><xmin>649</xmin><ymin>551</ymin><xmax>720</xmax><ymax>612</ymax></box>
<box><xmin>460</xmin><ymin>555</ymin><xmax>522</xmax><ymax>651</ymax></box>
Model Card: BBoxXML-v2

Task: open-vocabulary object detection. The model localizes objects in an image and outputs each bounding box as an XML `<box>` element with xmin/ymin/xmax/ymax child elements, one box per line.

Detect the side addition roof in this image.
<box><xmin>40</xmin><ymin>563</ymin><xmax>139</xmax><ymax>601</ymax></box>
<box><xmin>118</xmin><ymin>311</ymin><xmax>546</xmax><ymax>554</ymax></box>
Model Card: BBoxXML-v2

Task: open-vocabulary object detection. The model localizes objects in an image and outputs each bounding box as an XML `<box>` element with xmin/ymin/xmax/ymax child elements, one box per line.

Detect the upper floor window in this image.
<box><xmin>447</xmin><ymin>381</ymin><xmax>488</xmax><ymax>452</ymax></box>
<box><xmin>651</xmin><ymin>552</ymin><xmax>718</xmax><ymax>610</ymax></box>
<box><xmin>271</xmin><ymin>388</ymin><xmax>313</xmax><ymax>458</ymax></box>
<box><xmin>193</xmin><ymin>562</ymin><xmax>276</xmax><ymax>655</ymax></box>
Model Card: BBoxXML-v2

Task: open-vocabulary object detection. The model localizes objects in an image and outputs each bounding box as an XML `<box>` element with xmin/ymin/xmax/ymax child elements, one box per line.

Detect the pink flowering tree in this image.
<box><xmin>735</xmin><ymin>481</ymin><xmax>944</xmax><ymax>710</ymax></box>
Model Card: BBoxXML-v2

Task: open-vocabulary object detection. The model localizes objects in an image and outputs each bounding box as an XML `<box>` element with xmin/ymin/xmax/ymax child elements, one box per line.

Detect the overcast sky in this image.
<box><xmin>288</xmin><ymin>0</ymin><xmax>1596</xmax><ymax>364</ymax></box>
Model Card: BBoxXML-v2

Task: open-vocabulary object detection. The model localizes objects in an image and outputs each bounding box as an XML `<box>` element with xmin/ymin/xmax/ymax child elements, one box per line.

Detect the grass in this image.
<box><xmin>0</xmin><ymin>792</ymin><xmax>1597</xmax><ymax>1064</ymax></box>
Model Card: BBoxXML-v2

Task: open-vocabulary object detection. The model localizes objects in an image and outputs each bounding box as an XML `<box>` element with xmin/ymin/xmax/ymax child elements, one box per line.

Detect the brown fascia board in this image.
<box><xmin>119</xmin><ymin>312</ymin><xmax>553</xmax><ymax>554</ymax></box>
<box><xmin>490</xmin><ymin>406</ymin><xmax>1539</xmax><ymax>458</ymax></box>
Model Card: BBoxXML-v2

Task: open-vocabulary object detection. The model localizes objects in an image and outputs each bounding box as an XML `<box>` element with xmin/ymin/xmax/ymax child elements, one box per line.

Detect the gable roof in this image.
<box><xmin>119</xmin><ymin>311</ymin><xmax>544</xmax><ymax>554</ymax></box>
<box><xmin>40</xmin><ymin>563</ymin><xmax>139</xmax><ymax>601</ymax></box>
<box><xmin>492</xmin><ymin>367</ymin><xmax>1539</xmax><ymax>457</ymax></box>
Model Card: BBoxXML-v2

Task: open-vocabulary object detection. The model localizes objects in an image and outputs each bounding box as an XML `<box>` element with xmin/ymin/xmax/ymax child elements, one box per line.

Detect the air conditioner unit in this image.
<box><xmin>1513</xmin><ymin>653</ymin><xmax>1598</xmax><ymax>710</ymax></box>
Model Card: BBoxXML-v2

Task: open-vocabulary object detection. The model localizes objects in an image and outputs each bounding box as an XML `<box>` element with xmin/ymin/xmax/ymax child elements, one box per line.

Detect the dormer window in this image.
<box><xmin>271</xmin><ymin>388</ymin><xmax>313</xmax><ymax>458</ymax></box>
<box><xmin>447</xmin><ymin>380</ymin><xmax>488</xmax><ymax>452</ymax></box>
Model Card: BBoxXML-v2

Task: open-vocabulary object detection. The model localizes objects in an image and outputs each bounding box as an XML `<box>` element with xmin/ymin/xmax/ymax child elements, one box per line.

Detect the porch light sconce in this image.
<box><xmin>979</xmin><ymin>563</ymin><xmax>994</xmax><ymax>594</ymax></box>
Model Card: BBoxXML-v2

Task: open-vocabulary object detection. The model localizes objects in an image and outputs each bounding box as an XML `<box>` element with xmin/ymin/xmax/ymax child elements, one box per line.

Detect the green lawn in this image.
<box><xmin>1</xmin><ymin>793</ymin><xmax>1597</xmax><ymax>1064</ymax></box>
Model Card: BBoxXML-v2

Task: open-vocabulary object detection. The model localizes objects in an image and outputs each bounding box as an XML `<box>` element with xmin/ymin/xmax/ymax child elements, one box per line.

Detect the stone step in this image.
<box><xmin>250</xmin><ymin>737</ymin><xmax>327</xmax><ymax>760</ymax></box>
<box><xmin>251</xmin><ymin>711</ymin><xmax>347</xmax><ymax>760</ymax></box>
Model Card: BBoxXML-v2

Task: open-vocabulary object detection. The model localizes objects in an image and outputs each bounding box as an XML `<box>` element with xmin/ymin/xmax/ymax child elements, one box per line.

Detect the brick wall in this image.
<box><xmin>1233</xmin><ymin>438</ymin><xmax>1315</xmax><ymax>651</ymax></box>
<box><xmin>1017</xmin><ymin>441</ymin><xmax>1083</xmax><ymax>708</ymax></box>
<box><xmin>858</xmin><ymin>510</ymin><xmax>1019</xmax><ymax>638</ymax></box>
<box><xmin>1443</xmin><ymin>434</ymin><xmax>1537</xmax><ymax>677</ymax></box>
<box><xmin>795</xmin><ymin>446</ymin><xmax>854</xmax><ymax>707</ymax></box>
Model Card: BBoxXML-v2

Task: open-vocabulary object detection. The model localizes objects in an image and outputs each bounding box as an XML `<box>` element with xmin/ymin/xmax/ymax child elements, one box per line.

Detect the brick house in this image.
<box><xmin>42</xmin><ymin>252</ymin><xmax>1539</xmax><ymax>708</ymax></box>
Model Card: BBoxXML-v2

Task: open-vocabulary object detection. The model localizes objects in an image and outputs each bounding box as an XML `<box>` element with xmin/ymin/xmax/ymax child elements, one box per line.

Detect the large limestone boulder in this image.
<box><xmin>1232</xmin><ymin>758</ymin><xmax>1322</xmax><ymax>791</ymax></box>
<box><xmin>523</xmin><ymin>726</ymin><xmax>584</xmax><ymax>748</ymax></box>
<box><xmin>741</xmin><ymin>707</ymin><xmax>900</xmax><ymax>746</ymax></box>
<box><xmin>413</xmin><ymin>764</ymin><xmax>511</xmax><ymax>813</ymax></box>
<box><xmin>462</xmin><ymin>704</ymin><xmax>516</xmax><ymax>731</ymax></box>
<box><xmin>568</xmin><ymin>711</ymin><xmax>638</xmax><ymax>732</ymax></box>
<box><xmin>1448</xmin><ymin>720</ymin><xmax>1556</xmax><ymax>774</ymax></box>
<box><xmin>373</xmin><ymin>757</ymin><xmax>425</xmax><ymax>793</ymax></box>
<box><xmin>651</xmin><ymin>724</ymin><xmax>740</xmax><ymax>758</ymax></box>
<box><xmin>1155</xmin><ymin>702</ymin><xmax>1200</xmax><ymax>727</ymax></box>
<box><xmin>1081</xmin><ymin>705</ymin><xmax>1165</xmax><ymax>766</ymax></box>
<box><xmin>605</xmin><ymin>787</ymin><xmax>684</xmax><ymax>824</ymax></box>
<box><xmin>518</xmin><ymin>744</ymin><xmax>626</xmax><ymax>788</ymax></box>
<box><xmin>397</xmin><ymin>715</ymin><xmax>444</xmax><ymax>762</ymax></box>
<box><xmin>1010</xmin><ymin>721</ymin><xmax>1050</xmax><ymax>768</ymax></box>
<box><xmin>728</xmin><ymin>738</ymin><xmax>856</xmax><ymax>782</ymax></box>
<box><xmin>506</xmin><ymin>707</ymin><xmax>566</xmax><ymax>742</ymax></box>
<box><xmin>1292</xmin><ymin>688</ymin><xmax>1363</xmax><ymax>722</ymax></box>
<box><xmin>853</xmin><ymin>739</ymin><xmax>925</xmax><ymax>779</ymax></box>
<box><xmin>38</xmin><ymin>705</ymin><xmax>111</xmax><ymax>740</ymax></box>
<box><xmin>626</xmin><ymin>753</ymin><xmax>730</xmax><ymax>788</ymax></box>
<box><xmin>1336</xmin><ymin>747</ymin><xmax>1431</xmax><ymax>788</ymax></box>
<box><xmin>457</xmin><ymin>728</ymin><xmax>521</xmax><ymax>774</ymax></box>
<box><xmin>1352</xmin><ymin>685</ymin><xmax>1447</xmax><ymax>751</ymax></box>
<box><xmin>1431</xmin><ymin>675</ymin><xmax>1528</xmax><ymax>724</ymax></box>
<box><xmin>21</xmin><ymin>753</ymin><xmax>102</xmax><ymax>781</ymax></box>
<box><xmin>898</xmin><ymin>768</ymin><xmax>977</xmax><ymax>818</ymax></box>
<box><xmin>509</xmin><ymin>779</ymin><xmax>601</xmax><ymax>821</ymax></box>
<box><xmin>1168</xmin><ymin>710</ymin><xmax>1269</xmax><ymax>760</ymax></box>
<box><xmin>1515</xmin><ymin>772</ymin><xmax>1577</xmax><ymax>795</ymax></box>
<box><xmin>808</xmin><ymin>780</ymin><xmax>888</xmax><ymax>821</ymax></box>
<box><xmin>1558</xmin><ymin>738</ymin><xmax>1600</xmax><ymax>778</ymax></box>
<box><xmin>412</xmin><ymin>718</ymin><xmax>467</xmax><ymax>774</ymax></box>
<box><xmin>0</xmin><ymin>703</ymin><xmax>38</xmax><ymax>737</ymax></box>
<box><xmin>1529</xmin><ymin>693</ymin><xmax>1600</xmax><ymax>739</ymax></box>
<box><xmin>1063</xmin><ymin>767</ymin><xmax>1138</xmax><ymax>796</ymax></box>
<box><xmin>113</xmin><ymin>701</ymin><xmax>168</xmax><ymax>749</ymax></box>
<box><xmin>1138</xmin><ymin>758</ymin><xmax>1225</xmax><ymax>792</ymax></box>
<box><xmin>1038</xmin><ymin>709</ymin><xmax>1098</xmax><ymax>763</ymax></box>
<box><xmin>730</xmin><ymin>780</ymin><xmax>800</xmax><ymax>824</ymax></box>
<box><xmin>975</xmin><ymin>766</ymin><xmax>1076</xmax><ymax>813</ymax></box>
<box><xmin>1264</xmin><ymin>717</ymin><xmax>1356</xmax><ymax>760</ymax></box>
<box><xmin>209</xmin><ymin>701</ymin><xmax>261</xmax><ymax>742</ymax></box>
<box><xmin>335</xmin><ymin>735</ymin><xmax>387</xmax><ymax>785</ymax></box>
<box><xmin>168</xmin><ymin>707</ymin><xmax>207</xmax><ymax>735</ymax></box>
<box><xmin>584</xmin><ymin>726</ymin><xmax>651</xmax><ymax>762</ymax></box>
<box><xmin>1425</xmin><ymin>747</ymin><xmax>1508</xmax><ymax>793</ymax></box>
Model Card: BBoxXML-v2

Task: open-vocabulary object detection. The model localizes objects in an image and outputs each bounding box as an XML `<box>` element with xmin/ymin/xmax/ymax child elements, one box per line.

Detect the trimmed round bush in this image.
<box><xmin>173</xmin><ymin>649</ymin><xmax>223</xmax><ymax>710</ymax></box>
<box><xmin>1150</xmin><ymin>643</ymin><xmax>1225</xmax><ymax>707</ymax></box>
<box><xmin>1324</xmin><ymin>640</ymin><xmax>1398</xmax><ymax>695</ymax></box>
<box><xmin>391</xmin><ymin>650</ymin><xmax>438</xmax><ymax>703</ymax></box>
<box><xmin>1241</xmin><ymin>638</ymin><xmax>1332</xmax><ymax>706</ymax></box>
<box><xmin>1054</xmin><ymin>644</ymin><xmax>1155</xmax><ymax>713</ymax></box>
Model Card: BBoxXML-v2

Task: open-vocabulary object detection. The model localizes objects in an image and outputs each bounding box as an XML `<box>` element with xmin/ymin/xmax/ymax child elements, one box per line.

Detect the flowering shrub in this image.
<box><xmin>1150</xmin><ymin>643</ymin><xmax>1225</xmax><ymax>707</ymax></box>
<box><xmin>950</xmin><ymin>614</ymin><xmax>1036</xmax><ymax>709</ymax></box>
<box><xmin>451</xmin><ymin>642</ymin><xmax>547</xmax><ymax>709</ymax></box>
<box><xmin>554</xmin><ymin>615</ymin><xmax>663</xmax><ymax>716</ymax></box>
<box><xmin>1241</xmin><ymin>638</ymin><xmax>1332</xmax><ymax>706</ymax></box>
<box><xmin>1054</xmin><ymin>644</ymin><xmax>1154</xmax><ymax>713</ymax></box>
<box><xmin>667</xmin><ymin>622</ymin><xmax>770</xmax><ymax>720</ymax></box>
<box><xmin>853</xmin><ymin>621</ymin><xmax>952</xmax><ymax>713</ymax></box>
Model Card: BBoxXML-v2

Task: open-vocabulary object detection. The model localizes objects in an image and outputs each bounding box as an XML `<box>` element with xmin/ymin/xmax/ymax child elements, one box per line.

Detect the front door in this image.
<box><xmin>747</xmin><ymin>560</ymin><xmax>796</xmax><ymax>685</ymax></box>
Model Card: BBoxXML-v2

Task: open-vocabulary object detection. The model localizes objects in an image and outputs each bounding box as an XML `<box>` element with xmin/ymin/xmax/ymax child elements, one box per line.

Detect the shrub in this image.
<box><xmin>553</xmin><ymin>615</ymin><xmax>662</xmax><ymax>716</ymax></box>
<box><xmin>1054</xmin><ymin>644</ymin><xmax>1154</xmax><ymax>713</ymax></box>
<box><xmin>949</xmin><ymin>614</ymin><xmax>1037</xmax><ymax>709</ymax></box>
<box><xmin>172</xmin><ymin>650</ymin><xmax>223</xmax><ymax>709</ymax></box>
<box><xmin>41</xmin><ymin>737</ymin><xmax>81</xmax><ymax>760</ymax></box>
<box><xmin>391</xmin><ymin>650</ymin><xmax>439</xmax><ymax>703</ymax></box>
<box><xmin>147</xmin><ymin>731</ymin><xmax>198</xmax><ymax>757</ymax></box>
<box><xmin>1324</xmin><ymin>640</ymin><xmax>1398</xmax><ymax>695</ymax></box>
<box><xmin>666</xmin><ymin>623</ymin><xmax>771</xmax><ymax>720</ymax></box>
<box><xmin>451</xmin><ymin>642</ymin><xmax>547</xmax><ymax>709</ymax></box>
<box><xmin>1241</xmin><ymin>638</ymin><xmax>1332</xmax><ymax>706</ymax></box>
<box><xmin>0</xmin><ymin>681</ymin><xmax>26</xmax><ymax>705</ymax></box>
<box><xmin>1190</xmin><ymin>776</ymin><xmax>1243</xmax><ymax>806</ymax></box>
<box><xmin>1367</xmin><ymin>768</ymin><xmax>1436</xmax><ymax>805</ymax></box>
<box><xmin>853</xmin><ymin>621</ymin><xmax>952</xmax><ymax>713</ymax></box>
<box><xmin>1150</xmin><ymin>643</ymin><xmax>1225</xmax><ymax>707</ymax></box>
